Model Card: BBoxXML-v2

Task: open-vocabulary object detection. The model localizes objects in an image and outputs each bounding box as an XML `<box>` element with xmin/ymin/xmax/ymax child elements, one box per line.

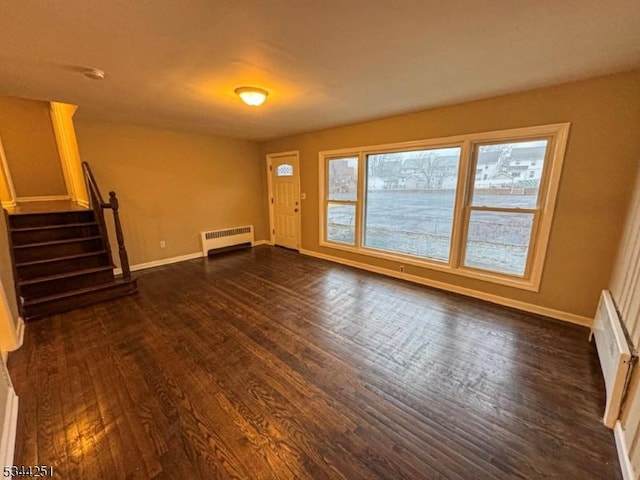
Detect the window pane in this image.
<box><xmin>363</xmin><ymin>147</ymin><xmax>461</xmax><ymax>262</ymax></box>
<box><xmin>328</xmin><ymin>157</ymin><xmax>358</xmax><ymax>201</ymax></box>
<box><xmin>276</xmin><ymin>164</ymin><xmax>293</xmax><ymax>176</ymax></box>
<box><xmin>464</xmin><ymin>211</ymin><xmax>534</xmax><ymax>276</ymax></box>
<box><xmin>472</xmin><ymin>140</ymin><xmax>548</xmax><ymax>209</ymax></box>
<box><xmin>327</xmin><ymin>202</ymin><xmax>356</xmax><ymax>245</ymax></box>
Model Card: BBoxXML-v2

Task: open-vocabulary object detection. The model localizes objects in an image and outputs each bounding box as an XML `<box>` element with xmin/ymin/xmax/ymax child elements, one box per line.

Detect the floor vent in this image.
<box><xmin>200</xmin><ymin>225</ymin><xmax>254</xmax><ymax>256</ymax></box>
<box><xmin>592</xmin><ymin>289</ymin><xmax>634</xmax><ymax>428</ymax></box>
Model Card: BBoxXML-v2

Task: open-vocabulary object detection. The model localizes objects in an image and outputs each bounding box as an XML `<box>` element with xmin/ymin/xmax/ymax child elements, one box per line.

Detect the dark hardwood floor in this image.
<box><xmin>8</xmin><ymin>246</ymin><xmax>621</xmax><ymax>479</ymax></box>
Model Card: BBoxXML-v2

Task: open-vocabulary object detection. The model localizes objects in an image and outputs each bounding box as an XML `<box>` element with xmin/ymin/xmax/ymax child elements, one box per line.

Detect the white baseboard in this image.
<box><xmin>300</xmin><ymin>248</ymin><xmax>593</xmax><ymax>328</ymax></box>
<box><xmin>113</xmin><ymin>252</ymin><xmax>203</xmax><ymax>275</ymax></box>
<box><xmin>15</xmin><ymin>318</ymin><xmax>24</xmax><ymax>351</ymax></box>
<box><xmin>15</xmin><ymin>195</ymin><xmax>70</xmax><ymax>202</ymax></box>
<box><xmin>615</xmin><ymin>421</ymin><xmax>635</xmax><ymax>480</ymax></box>
<box><xmin>114</xmin><ymin>242</ymin><xmax>274</xmax><ymax>275</ymax></box>
<box><xmin>0</xmin><ymin>359</ymin><xmax>18</xmax><ymax>470</ymax></box>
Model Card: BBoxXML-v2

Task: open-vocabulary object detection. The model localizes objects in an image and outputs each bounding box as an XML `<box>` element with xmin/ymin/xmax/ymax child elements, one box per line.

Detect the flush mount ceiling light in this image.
<box><xmin>234</xmin><ymin>86</ymin><xmax>268</xmax><ymax>106</ymax></box>
<box><xmin>83</xmin><ymin>68</ymin><xmax>105</xmax><ymax>80</ymax></box>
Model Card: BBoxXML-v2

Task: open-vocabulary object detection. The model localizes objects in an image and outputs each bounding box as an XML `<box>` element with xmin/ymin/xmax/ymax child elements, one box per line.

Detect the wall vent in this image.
<box><xmin>200</xmin><ymin>225</ymin><xmax>254</xmax><ymax>256</ymax></box>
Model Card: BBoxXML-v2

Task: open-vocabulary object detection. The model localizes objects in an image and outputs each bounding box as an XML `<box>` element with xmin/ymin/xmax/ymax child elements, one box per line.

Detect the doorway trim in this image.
<box><xmin>266</xmin><ymin>151</ymin><xmax>301</xmax><ymax>250</ymax></box>
<box><xmin>0</xmin><ymin>138</ymin><xmax>17</xmax><ymax>208</ymax></box>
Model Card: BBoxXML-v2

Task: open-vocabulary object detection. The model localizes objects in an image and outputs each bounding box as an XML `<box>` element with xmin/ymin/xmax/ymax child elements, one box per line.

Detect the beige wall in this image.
<box><xmin>0</xmin><ymin>97</ymin><xmax>67</xmax><ymax>197</ymax></box>
<box><xmin>50</xmin><ymin>102</ymin><xmax>88</xmax><ymax>206</ymax></box>
<box><xmin>74</xmin><ymin>120</ymin><xmax>266</xmax><ymax>266</ymax></box>
<box><xmin>261</xmin><ymin>70</ymin><xmax>640</xmax><ymax>318</ymax></box>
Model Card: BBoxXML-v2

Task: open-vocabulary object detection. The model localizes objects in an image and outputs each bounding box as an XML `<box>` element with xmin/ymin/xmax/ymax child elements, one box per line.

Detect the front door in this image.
<box><xmin>270</xmin><ymin>153</ymin><xmax>300</xmax><ymax>250</ymax></box>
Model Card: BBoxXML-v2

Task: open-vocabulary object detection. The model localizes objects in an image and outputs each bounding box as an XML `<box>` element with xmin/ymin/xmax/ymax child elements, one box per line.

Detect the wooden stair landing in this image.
<box><xmin>7</xmin><ymin>207</ymin><xmax>137</xmax><ymax>320</ymax></box>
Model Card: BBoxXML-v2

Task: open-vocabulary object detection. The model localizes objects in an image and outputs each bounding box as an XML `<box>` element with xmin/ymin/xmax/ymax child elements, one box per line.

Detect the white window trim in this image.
<box><xmin>318</xmin><ymin>123</ymin><xmax>570</xmax><ymax>292</ymax></box>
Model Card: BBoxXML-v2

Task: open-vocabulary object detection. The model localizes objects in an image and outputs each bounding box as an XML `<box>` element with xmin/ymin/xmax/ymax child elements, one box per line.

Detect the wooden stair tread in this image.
<box><xmin>23</xmin><ymin>279</ymin><xmax>137</xmax><ymax>306</ymax></box>
<box><xmin>15</xmin><ymin>250</ymin><xmax>109</xmax><ymax>267</ymax></box>
<box><xmin>19</xmin><ymin>266</ymin><xmax>114</xmax><ymax>287</ymax></box>
<box><xmin>10</xmin><ymin>222</ymin><xmax>99</xmax><ymax>232</ymax></box>
<box><xmin>13</xmin><ymin>235</ymin><xmax>102</xmax><ymax>249</ymax></box>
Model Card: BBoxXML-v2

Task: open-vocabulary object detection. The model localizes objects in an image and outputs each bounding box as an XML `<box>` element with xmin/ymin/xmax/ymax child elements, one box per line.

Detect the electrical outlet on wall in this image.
<box><xmin>160</xmin><ymin>240</ymin><xmax>166</xmax><ymax>248</ymax></box>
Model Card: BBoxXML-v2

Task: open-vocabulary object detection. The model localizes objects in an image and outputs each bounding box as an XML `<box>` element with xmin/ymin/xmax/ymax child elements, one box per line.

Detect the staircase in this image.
<box><xmin>7</xmin><ymin>208</ymin><xmax>137</xmax><ymax>320</ymax></box>
<box><xmin>5</xmin><ymin>163</ymin><xmax>137</xmax><ymax>320</ymax></box>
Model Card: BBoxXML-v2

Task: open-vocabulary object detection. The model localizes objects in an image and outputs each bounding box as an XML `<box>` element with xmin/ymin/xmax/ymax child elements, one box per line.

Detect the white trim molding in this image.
<box><xmin>300</xmin><ymin>248</ymin><xmax>592</xmax><ymax>328</ymax></box>
<box><xmin>0</xmin><ymin>357</ymin><xmax>19</xmax><ymax>471</ymax></box>
<box><xmin>15</xmin><ymin>318</ymin><xmax>24</xmax><ymax>350</ymax></box>
<box><xmin>14</xmin><ymin>195</ymin><xmax>71</xmax><ymax>203</ymax></box>
<box><xmin>0</xmin><ymin>137</ymin><xmax>17</xmax><ymax>208</ymax></box>
<box><xmin>615</xmin><ymin>421</ymin><xmax>635</xmax><ymax>480</ymax></box>
<box><xmin>113</xmin><ymin>241</ymin><xmax>271</xmax><ymax>275</ymax></box>
<box><xmin>113</xmin><ymin>252</ymin><xmax>203</xmax><ymax>275</ymax></box>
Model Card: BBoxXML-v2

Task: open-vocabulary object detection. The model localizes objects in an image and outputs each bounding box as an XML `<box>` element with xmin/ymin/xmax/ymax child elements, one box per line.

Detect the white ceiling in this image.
<box><xmin>1</xmin><ymin>1</ymin><xmax>639</xmax><ymax>141</ymax></box>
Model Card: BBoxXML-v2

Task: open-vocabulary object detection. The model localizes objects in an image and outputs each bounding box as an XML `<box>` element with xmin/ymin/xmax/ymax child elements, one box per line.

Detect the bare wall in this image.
<box><xmin>75</xmin><ymin>120</ymin><xmax>266</xmax><ymax>266</ymax></box>
<box><xmin>0</xmin><ymin>97</ymin><xmax>67</xmax><ymax>197</ymax></box>
<box><xmin>260</xmin><ymin>70</ymin><xmax>640</xmax><ymax>318</ymax></box>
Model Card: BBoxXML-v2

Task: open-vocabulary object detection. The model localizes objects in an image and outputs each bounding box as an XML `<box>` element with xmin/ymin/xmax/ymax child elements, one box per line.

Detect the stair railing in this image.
<box><xmin>81</xmin><ymin>162</ymin><xmax>131</xmax><ymax>280</ymax></box>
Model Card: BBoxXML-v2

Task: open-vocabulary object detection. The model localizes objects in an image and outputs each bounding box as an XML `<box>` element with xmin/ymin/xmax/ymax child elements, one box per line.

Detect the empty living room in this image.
<box><xmin>1</xmin><ymin>1</ymin><xmax>640</xmax><ymax>479</ymax></box>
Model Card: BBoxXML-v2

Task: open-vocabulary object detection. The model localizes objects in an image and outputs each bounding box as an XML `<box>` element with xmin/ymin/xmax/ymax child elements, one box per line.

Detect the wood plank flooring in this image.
<box><xmin>8</xmin><ymin>246</ymin><xmax>621</xmax><ymax>479</ymax></box>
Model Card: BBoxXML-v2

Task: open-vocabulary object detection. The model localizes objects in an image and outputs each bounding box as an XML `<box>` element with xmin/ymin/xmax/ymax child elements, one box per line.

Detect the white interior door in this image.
<box><xmin>270</xmin><ymin>153</ymin><xmax>300</xmax><ymax>250</ymax></box>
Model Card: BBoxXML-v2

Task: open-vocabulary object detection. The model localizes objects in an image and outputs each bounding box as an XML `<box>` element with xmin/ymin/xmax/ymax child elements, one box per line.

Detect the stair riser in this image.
<box><xmin>14</xmin><ymin>239</ymin><xmax>105</xmax><ymax>263</ymax></box>
<box><xmin>11</xmin><ymin>225</ymin><xmax>100</xmax><ymax>245</ymax></box>
<box><xmin>20</xmin><ymin>270</ymin><xmax>116</xmax><ymax>298</ymax></box>
<box><xmin>17</xmin><ymin>253</ymin><xmax>112</xmax><ymax>280</ymax></box>
<box><xmin>9</xmin><ymin>211</ymin><xmax>95</xmax><ymax>229</ymax></box>
<box><xmin>23</xmin><ymin>281</ymin><xmax>138</xmax><ymax>320</ymax></box>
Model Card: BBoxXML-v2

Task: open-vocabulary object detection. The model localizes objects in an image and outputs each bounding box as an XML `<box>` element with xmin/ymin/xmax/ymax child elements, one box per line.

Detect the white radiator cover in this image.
<box><xmin>592</xmin><ymin>290</ymin><xmax>633</xmax><ymax>428</ymax></box>
<box><xmin>200</xmin><ymin>225</ymin><xmax>254</xmax><ymax>256</ymax></box>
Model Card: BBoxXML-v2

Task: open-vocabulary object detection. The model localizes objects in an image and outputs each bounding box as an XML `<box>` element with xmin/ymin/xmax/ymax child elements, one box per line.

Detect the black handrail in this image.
<box><xmin>81</xmin><ymin>162</ymin><xmax>131</xmax><ymax>280</ymax></box>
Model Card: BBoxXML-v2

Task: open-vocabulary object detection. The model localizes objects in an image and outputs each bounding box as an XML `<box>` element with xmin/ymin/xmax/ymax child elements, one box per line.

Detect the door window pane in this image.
<box><xmin>328</xmin><ymin>157</ymin><xmax>358</xmax><ymax>201</ymax></box>
<box><xmin>464</xmin><ymin>211</ymin><xmax>534</xmax><ymax>276</ymax></box>
<box><xmin>471</xmin><ymin>140</ymin><xmax>548</xmax><ymax>209</ymax></box>
<box><xmin>276</xmin><ymin>164</ymin><xmax>293</xmax><ymax>176</ymax></box>
<box><xmin>327</xmin><ymin>203</ymin><xmax>356</xmax><ymax>245</ymax></box>
<box><xmin>363</xmin><ymin>147</ymin><xmax>461</xmax><ymax>262</ymax></box>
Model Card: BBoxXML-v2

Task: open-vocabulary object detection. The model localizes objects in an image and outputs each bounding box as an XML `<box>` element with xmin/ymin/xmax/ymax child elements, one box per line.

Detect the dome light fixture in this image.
<box><xmin>234</xmin><ymin>86</ymin><xmax>268</xmax><ymax>106</ymax></box>
<box><xmin>83</xmin><ymin>68</ymin><xmax>106</xmax><ymax>80</ymax></box>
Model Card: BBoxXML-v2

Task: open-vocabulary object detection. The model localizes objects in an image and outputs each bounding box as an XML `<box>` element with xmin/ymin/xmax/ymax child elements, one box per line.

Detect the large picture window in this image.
<box><xmin>319</xmin><ymin>124</ymin><xmax>570</xmax><ymax>290</ymax></box>
<box><xmin>363</xmin><ymin>147</ymin><xmax>461</xmax><ymax>262</ymax></box>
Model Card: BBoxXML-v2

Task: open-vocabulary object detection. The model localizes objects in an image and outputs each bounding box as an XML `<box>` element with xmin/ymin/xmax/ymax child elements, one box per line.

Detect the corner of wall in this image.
<box><xmin>50</xmin><ymin>102</ymin><xmax>89</xmax><ymax>206</ymax></box>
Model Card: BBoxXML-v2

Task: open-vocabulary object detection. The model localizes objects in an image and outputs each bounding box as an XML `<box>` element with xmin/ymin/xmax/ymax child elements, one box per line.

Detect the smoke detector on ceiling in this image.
<box><xmin>83</xmin><ymin>68</ymin><xmax>105</xmax><ymax>80</ymax></box>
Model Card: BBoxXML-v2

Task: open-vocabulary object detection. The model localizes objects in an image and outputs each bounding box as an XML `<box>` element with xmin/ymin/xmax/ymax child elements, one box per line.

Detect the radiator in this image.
<box><xmin>592</xmin><ymin>290</ymin><xmax>633</xmax><ymax>428</ymax></box>
<box><xmin>200</xmin><ymin>225</ymin><xmax>254</xmax><ymax>256</ymax></box>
